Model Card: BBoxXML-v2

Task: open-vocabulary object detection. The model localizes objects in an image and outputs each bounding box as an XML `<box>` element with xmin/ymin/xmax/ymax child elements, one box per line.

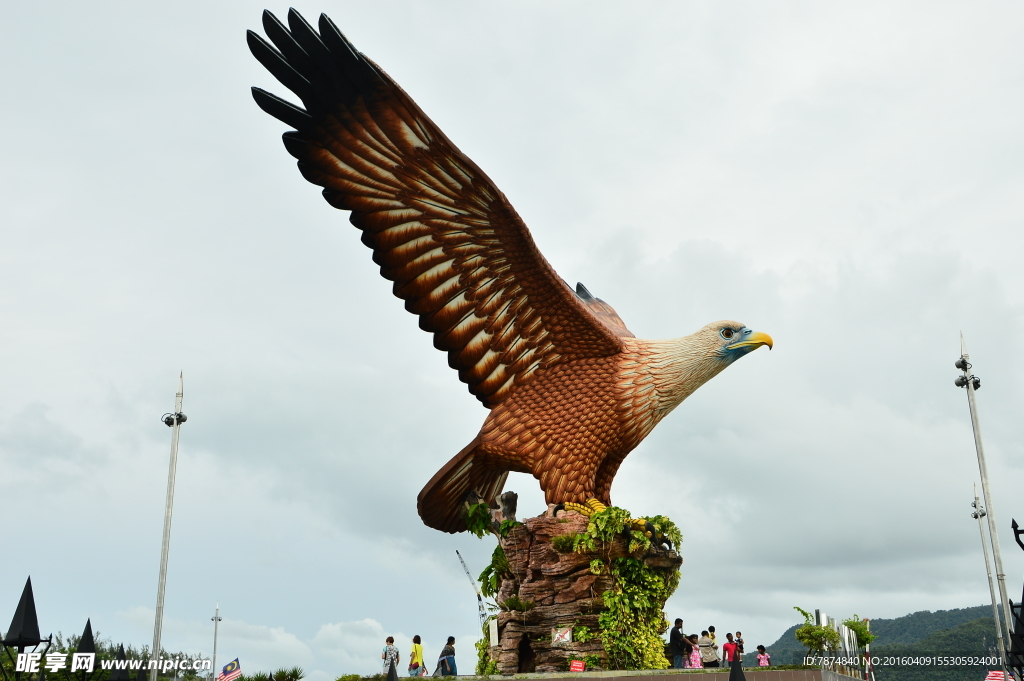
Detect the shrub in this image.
<box><xmin>794</xmin><ymin>607</ymin><xmax>841</xmax><ymax>657</ymax></box>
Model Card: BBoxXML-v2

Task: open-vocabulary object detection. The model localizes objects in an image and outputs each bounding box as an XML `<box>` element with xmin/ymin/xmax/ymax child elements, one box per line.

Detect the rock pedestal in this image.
<box><xmin>488</xmin><ymin>514</ymin><xmax>682</xmax><ymax>673</ymax></box>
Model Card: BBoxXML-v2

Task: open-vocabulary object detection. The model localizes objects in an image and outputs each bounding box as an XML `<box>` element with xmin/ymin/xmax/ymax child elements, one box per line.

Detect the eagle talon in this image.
<box><xmin>625</xmin><ymin>519</ymin><xmax>673</xmax><ymax>550</ymax></box>
<box><xmin>562</xmin><ymin>501</ymin><xmax>592</xmax><ymax>516</ymax></box>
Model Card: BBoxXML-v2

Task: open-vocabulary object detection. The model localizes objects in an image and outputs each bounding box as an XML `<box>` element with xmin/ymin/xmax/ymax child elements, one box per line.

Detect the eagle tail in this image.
<box><xmin>417</xmin><ymin>437</ymin><xmax>508</xmax><ymax>534</ymax></box>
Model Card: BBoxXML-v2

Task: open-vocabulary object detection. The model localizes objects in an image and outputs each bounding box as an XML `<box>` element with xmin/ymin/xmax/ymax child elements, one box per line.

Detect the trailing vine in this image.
<box><xmin>577</xmin><ymin>505</ymin><xmax>683</xmax><ymax>670</ymax></box>
<box><xmin>477</xmin><ymin>545</ymin><xmax>510</xmax><ymax>598</ymax></box>
<box><xmin>474</xmin><ymin>624</ymin><xmax>499</xmax><ymax>676</ymax></box>
<box><xmin>598</xmin><ymin>554</ymin><xmax>679</xmax><ymax>669</ymax></box>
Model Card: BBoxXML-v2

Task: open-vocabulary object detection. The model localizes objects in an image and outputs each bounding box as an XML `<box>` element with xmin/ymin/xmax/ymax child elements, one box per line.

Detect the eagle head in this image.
<box><xmin>702</xmin><ymin>320</ymin><xmax>773</xmax><ymax>365</ymax></box>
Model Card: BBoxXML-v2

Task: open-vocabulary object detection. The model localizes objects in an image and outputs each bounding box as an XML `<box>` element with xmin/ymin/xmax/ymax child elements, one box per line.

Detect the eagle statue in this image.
<box><xmin>247</xmin><ymin>9</ymin><xmax>773</xmax><ymax>534</ymax></box>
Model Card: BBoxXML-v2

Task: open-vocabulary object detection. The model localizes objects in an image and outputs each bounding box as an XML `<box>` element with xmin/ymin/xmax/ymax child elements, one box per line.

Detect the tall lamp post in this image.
<box><xmin>955</xmin><ymin>338</ymin><xmax>1015</xmax><ymax>664</ymax></box>
<box><xmin>971</xmin><ymin>490</ymin><xmax>1008</xmax><ymax>678</ymax></box>
<box><xmin>210</xmin><ymin>604</ymin><xmax>222</xmax><ymax>681</ymax></box>
<box><xmin>151</xmin><ymin>374</ymin><xmax>187</xmax><ymax>681</ymax></box>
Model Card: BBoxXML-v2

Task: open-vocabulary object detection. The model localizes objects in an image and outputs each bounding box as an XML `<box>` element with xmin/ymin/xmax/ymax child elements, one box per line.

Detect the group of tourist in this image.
<box><xmin>668</xmin><ymin>620</ymin><xmax>772</xmax><ymax>669</ymax></box>
<box><xmin>381</xmin><ymin>635</ymin><xmax>457</xmax><ymax>681</ymax></box>
<box><xmin>380</xmin><ymin>622</ymin><xmax>771</xmax><ymax>677</ymax></box>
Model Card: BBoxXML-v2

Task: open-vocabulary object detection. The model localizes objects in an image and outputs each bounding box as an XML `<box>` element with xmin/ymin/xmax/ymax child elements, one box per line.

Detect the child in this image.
<box><xmin>735</xmin><ymin>632</ymin><xmax>745</xmax><ymax>660</ymax></box>
<box><xmin>687</xmin><ymin>634</ymin><xmax>703</xmax><ymax>669</ymax></box>
<box><xmin>756</xmin><ymin>645</ymin><xmax>771</xmax><ymax>667</ymax></box>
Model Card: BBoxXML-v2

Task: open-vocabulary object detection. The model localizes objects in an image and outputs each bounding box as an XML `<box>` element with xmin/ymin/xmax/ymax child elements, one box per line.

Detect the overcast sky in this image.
<box><xmin>2</xmin><ymin>0</ymin><xmax>1024</xmax><ymax>678</ymax></box>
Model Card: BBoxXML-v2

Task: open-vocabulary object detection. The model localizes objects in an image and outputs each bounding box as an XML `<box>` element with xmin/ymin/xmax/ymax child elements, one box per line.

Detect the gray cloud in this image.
<box><xmin>2</xmin><ymin>0</ymin><xmax>1023</xmax><ymax>677</ymax></box>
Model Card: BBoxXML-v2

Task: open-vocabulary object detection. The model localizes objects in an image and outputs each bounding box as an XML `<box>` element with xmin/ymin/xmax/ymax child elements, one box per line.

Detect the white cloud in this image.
<box><xmin>311</xmin><ymin>620</ymin><xmax>403</xmax><ymax>673</ymax></box>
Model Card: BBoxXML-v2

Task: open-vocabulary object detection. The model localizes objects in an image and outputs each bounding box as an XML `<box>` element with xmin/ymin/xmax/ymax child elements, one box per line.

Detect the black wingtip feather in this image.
<box><xmin>576</xmin><ymin>282</ymin><xmax>594</xmax><ymax>300</ymax></box>
<box><xmin>318</xmin><ymin>13</ymin><xmax>359</xmax><ymax>61</ymax></box>
<box><xmin>262</xmin><ymin>9</ymin><xmax>286</xmax><ymax>41</ymax></box>
<box><xmin>251</xmin><ymin>87</ymin><xmax>313</xmax><ymax>130</ymax></box>
<box><xmin>263</xmin><ymin>9</ymin><xmax>317</xmax><ymax>76</ymax></box>
<box><xmin>282</xmin><ymin>131</ymin><xmax>329</xmax><ymax>163</ymax></box>
<box><xmin>317</xmin><ymin>12</ymin><xmax>385</xmax><ymax>88</ymax></box>
<box><xmin>286</xmin><ymin>8</ymin><xmax>333</xmax><ymax>69</ymax></box>
<box><xmin>247</xmin><ymin>31</ymin><xmax>311</xmax><ymax>100</ymax></box>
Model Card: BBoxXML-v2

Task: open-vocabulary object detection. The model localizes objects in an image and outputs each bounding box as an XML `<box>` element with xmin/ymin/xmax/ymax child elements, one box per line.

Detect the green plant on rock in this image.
<box><xmin>642</xmin><ymin>514</ymin><xmax>683</xmax><ymax>549</ymax></box>
<box><xmin>576</xmin><ymin>506</ymin><xmax>635</xmax><ymax>553</ymax></box>
<box><xmin>565</xmin><ymin>654</ymin><xmax>602</xmax><ymax>671</ymax></box>
<box><xmin>794</xmin><ymin>606</ymin><xmax>841</xmax><ymax>658</ymax></box>
<box><xmin>550</xmin><ymin>534</ymin><xmax>578</xmax><ymax>553</ymax></box>
<box><xmin>466</xmin><ymin>502</ymin><xmax>493</xmax><ymax>538</ymax></box>
<box><xmin>572</xmin><ymin>625</ymin><xmax>594</xmax><ymax>642</ymax></box>
<box><xmin>478</xmin><ymin>544</ymin><xmax>511</xmax><ymax>598</ymax></box>
<box><xmin>499</xmin><ymin>594</ymin><xmax>535</xmax><ymax>612</ymax></box>
<box><xmin>498</xmin><ymin>519</ymin><xmax>521</xmax><ymax>537</ymax></box>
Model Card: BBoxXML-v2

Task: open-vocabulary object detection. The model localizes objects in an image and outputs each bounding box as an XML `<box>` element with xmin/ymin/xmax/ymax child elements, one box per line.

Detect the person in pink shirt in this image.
<box><xmin>756</xmin><ymin>645</ymin><xmax>771</xmax><ymax>667</ymax></box>
<box><xmin>687</xmin><ymin>634</ymin><xmax>703</xmax><ymax>669</ymax></box>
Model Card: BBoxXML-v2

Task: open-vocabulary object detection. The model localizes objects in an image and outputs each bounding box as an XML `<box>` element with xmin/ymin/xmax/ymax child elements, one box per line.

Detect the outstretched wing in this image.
<box><xmin>248</xmin><ymin>10</ymin><xmax>625</xmax><ymax>408</ymax></box>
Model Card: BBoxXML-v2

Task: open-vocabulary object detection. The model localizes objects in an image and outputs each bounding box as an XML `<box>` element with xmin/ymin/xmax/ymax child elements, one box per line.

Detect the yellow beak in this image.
<box><xmin>727</xmin><ymin>331</ymin><xmax>773</xmax><ymax>351</ymax></box>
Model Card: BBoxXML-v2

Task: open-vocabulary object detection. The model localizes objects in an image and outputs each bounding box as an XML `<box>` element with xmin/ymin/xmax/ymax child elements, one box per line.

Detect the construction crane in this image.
<box><xmin>456</xmin><ymin>550</ymin><xmax>489</xmax><ymax>629</ymax></box>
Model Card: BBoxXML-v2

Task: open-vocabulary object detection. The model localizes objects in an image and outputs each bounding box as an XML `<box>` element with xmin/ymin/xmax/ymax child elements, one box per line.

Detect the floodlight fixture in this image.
<box><xmin>162</xmin><ymin>412</ymin><xmax>187</xmax><ymax>427</ymax></box>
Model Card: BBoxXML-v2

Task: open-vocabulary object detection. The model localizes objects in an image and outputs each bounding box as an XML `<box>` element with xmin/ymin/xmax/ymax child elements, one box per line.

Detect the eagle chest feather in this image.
<box><xmin>477</xmin><ymin>345</ymin><xmax>676</xmax><ymax>503</ymax></box>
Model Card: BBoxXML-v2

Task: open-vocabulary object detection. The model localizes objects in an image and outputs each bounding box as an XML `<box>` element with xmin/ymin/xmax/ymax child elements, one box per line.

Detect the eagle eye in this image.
<box><xmin>720</xmin><ymin>328</ymin><xmax>735</xmax><ymax>340</ymax></box>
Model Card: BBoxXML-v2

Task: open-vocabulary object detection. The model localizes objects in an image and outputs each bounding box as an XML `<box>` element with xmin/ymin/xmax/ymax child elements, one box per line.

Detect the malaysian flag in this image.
<box><xmin>217</xmin><ymin>659</ymin><xmax>242</xmax><ymax>681</ymax></box>
<box><xmin>984</xmin><ymin>672</ymin><xmax>1009</xmax><ymax>680</ymax></box>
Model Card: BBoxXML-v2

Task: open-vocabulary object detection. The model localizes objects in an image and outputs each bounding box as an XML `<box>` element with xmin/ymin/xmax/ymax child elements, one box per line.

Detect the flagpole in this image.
<box><xmin>151</xmin><ymin>374</ymin><xmax>187</xmax><ymax>681</ymax></box>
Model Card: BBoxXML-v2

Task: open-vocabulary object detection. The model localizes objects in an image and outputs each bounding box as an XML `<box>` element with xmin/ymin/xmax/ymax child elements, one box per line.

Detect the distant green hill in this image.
<box><xmin>869</xmin><ymin>606</ymin><xmax>995</xmax><ymax>646</ymax></box>
<box><xmin>871</xmin><ymin>616</ymin><xmax>1001</xmax><ymax>681</ymax></box>
<box><xmin>764</xmin><ymin>605</ymin><xmax>999</xmax><ymax>667</ymax></box>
